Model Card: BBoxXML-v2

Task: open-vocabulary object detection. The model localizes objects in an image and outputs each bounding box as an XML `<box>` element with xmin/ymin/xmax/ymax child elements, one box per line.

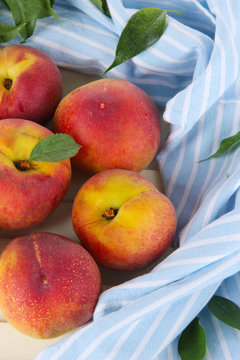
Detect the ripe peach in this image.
<box><xmin>0</xmin><ymin>232</ymin><xmax>101</xmax><ymax>338</ymax></box>
<box><xmin>53</xmin><ymin>78</ymin><xmax>161</xmax><ymax>173</ymax></box>
<box><xmin>0</xmin><ymin>118</ymin><xmax>71</xmax><ymax>230</ymax></box>
<box><xmin>0</xmin><ymin>45</ymin><xmax>62</xmax><ymax>124</ymax></box>
<box><xmin>72</xmin><ymin>169</ymin><xmax>176</xmax><ymax>271</ymax></box>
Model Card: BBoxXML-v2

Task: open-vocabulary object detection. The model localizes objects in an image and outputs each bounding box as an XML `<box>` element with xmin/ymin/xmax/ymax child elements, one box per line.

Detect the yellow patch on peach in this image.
<box><xmin>76</xmin><ymin>171</ymin><xmax>157</xmax><ymax>223</ymax></box>
<box><xmin>0</xmin><ymin>50</ymin><xmax>36</xmax><ymax>101</ymax></box>
<box><xmin>0</xmin><ymin>125</ymin><xmax>41</xmax><ymax>161</ymax></box>
<box><xmin>0</xmin><ymin>119</ymin><xmax>59</xmax><ymax>175</ymax></box>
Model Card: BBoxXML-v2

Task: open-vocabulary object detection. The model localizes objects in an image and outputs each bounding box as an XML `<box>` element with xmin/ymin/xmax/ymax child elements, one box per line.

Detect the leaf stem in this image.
<box><xmin>166</xmin><ymin>10</ymin><xmax>182</xmax><ymax>16</ymax></box>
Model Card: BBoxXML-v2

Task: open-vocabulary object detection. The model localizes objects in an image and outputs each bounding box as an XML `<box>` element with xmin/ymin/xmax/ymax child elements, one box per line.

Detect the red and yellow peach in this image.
<box><xmin>0</xmin><ymin>45</ymin><xmax>62</xmax><ymax>124</ymax></box>
<box><xmin>53</xmin><ymin>78</ymin><xmax>161</xmax><ymax>173</ymax></box>
<box><xmin>0</xmin><ymin>232</ymin><xmax>101</xmax><ymax>338</ymax></box>
<box><xmin>72</xmin><ymin>169</ymin><xmax>176</xmax><ymax>271</ymax></box>
<box><xmin>0</xmin><ymin>118</ymin><xmax>71</xmax><ymax>230</ymax></box>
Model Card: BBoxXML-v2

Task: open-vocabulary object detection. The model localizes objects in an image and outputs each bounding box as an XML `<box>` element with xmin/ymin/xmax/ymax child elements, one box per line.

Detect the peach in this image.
<box><xmin>0</xmin><ymin>45</ymin><xmax>62</xmax><ymax>124</ymax></box>
<box><xmin>53</xmin><ymin>78</ymin><xmax>161</xmax><ymax>173</ymax></box>
<box><xmin>0</xmin><ymin>232</ymin><xmax>101</xmax><ymax>338</ymax></box>
<box><xmin>72</xmin><ymin>169</ymin><xmax>176</xmax><ymax>271</ymax></box>
<box><xmin>0</xmin><ymin>118</ymin><xmax>71</xmax><ymax>230</ymax></box>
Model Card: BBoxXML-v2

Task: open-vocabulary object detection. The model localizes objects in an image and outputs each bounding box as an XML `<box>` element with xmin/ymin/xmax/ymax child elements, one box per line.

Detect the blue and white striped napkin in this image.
<box><xmin>1</xmin><ymin>1</ymin><xmax>240</xmax><ymax>359</ymax></box>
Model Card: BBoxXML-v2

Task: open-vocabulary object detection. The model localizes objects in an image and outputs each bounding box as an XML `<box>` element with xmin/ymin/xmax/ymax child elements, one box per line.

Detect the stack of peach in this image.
<box><xmin>0</xmin><ymin>45</ymin><xmax>176</xmax><ymax>339</ymax></box>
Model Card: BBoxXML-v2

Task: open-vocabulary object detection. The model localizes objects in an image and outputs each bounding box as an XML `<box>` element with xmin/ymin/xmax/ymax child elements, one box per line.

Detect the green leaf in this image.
<box><xmin>90</xmin><ymin>0</ymin><xmax>111</xmax><ymax>17</ymax></box>
<box><xmin>200</xmin><ymin>131</ymin><xmax>240</xmax><ymax>162</ymax></box>
<box><xmin>102</xmin><ymin>7</ymin><xmax>167</xmax><ymax>75</ymax></box>
<box><xmin>101</xmin><ymin>0</ymin><xmax>111</xmax><ymax>17</ymax></box>
<box><xmin>208</xmin><ymin>295</ymin><xmax>240</xmax><ymax>330</ymax></box>
<box><xmin>29</xmin><ymin>133</ymin><xmax>81</xmax><ymax>162</ymax></box>
<box><xmin>4</xmin><ymin>0</ymin><xmax>59</xmax><ymax>42</ymax></box>
<box><xmin>178</xmin><ymin>317</ymin><xmax>206</xmax><ymax>360</ymax></box>
<box><xmin>0</xmin><ymin>23</ymin><xmax>25</xmax><ymax>42</ymax></box>
<box><xmin>90</xmin><ymin>0</ymin><xmax>103</xmax><ymax>9</ymax></box>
